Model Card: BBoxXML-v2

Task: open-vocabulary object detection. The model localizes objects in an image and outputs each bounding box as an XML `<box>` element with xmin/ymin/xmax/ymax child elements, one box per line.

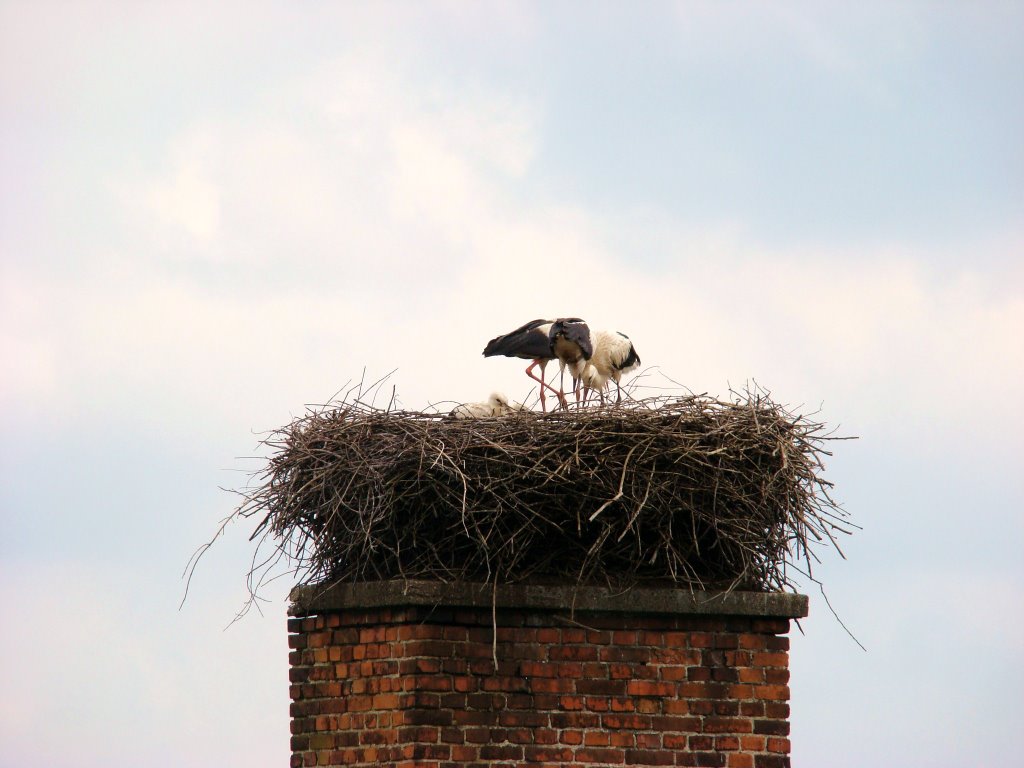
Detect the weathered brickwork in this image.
<box><xmin>288</xmin><ymin>604</ymin><xmax>793</xmax><ymax>767</ymax></box>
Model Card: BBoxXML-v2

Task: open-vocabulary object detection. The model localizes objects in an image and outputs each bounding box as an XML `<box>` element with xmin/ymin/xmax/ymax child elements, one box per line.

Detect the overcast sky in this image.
<box><xmin>2</xmin><ymin>2</ymin><xmax>1022</xmax><ymax>766</ymax></box>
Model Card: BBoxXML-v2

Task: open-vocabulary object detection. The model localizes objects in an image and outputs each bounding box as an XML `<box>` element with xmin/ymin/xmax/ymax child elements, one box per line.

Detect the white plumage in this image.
<box><xmin>582</xmin><ymin>330</ymin><xmax>641</xmax><ymax>404</ymax></box>
<box><xmin>581</xmin><ymin>362</ymin><xmax>609</xmax><ymax>395</ymax></box>
<box><xmin>449</xmin><ymin>392</ymin><xmax>521</xmax><ymax>419</ymax></box>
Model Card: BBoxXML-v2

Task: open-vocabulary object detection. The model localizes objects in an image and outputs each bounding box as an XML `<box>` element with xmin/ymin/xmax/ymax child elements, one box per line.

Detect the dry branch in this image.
<box><xmin>232</xmin><ymin>385</ymin><xmax>852</xmax><ymax>596</ymax></box>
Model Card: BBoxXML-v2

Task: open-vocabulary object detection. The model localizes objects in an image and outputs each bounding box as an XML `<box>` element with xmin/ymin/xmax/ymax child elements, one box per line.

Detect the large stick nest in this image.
<box><xmin>234</xmin><ymin>384</ymin><xmax>851</xmax><ymax>595</ymax></box>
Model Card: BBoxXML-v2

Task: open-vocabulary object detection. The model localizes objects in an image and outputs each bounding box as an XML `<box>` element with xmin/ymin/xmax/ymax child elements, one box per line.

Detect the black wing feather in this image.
<box><xmin>552</xmin><ymin>319</ymin><xmax>593</xmax><ymax>359</ymax></box>
<box><xmin>483</xmin><ymin>319</ymin><xmax>553</xmax><ymax>359</ymax></box>
<box><xmin>617</xmin><ymin>342</ymin><xmax>640</xmax><ymax>370</ymax></box>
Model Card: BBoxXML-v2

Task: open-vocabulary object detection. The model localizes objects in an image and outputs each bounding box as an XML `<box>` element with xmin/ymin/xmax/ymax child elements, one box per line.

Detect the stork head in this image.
<box><xmin>548</xmin><ymin>318</ymin><xmax>593</xmax><ymax>359</ymax></box>
<box><xmin>582</xmin><ymin>364</ymin><xmax>607</xmax><ymax>390</ymax></box>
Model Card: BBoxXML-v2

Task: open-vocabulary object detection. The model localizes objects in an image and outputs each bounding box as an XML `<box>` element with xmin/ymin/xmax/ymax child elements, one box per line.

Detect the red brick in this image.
<box><xmin>715</xmin><ymin>736</ymin><xmax>741</xmax><ymax>751</ymax></box>
<box><xmin>479</xmin><ymin>745</ymin><xmax>523</xmax><ymax>760</ymax></box>
<box><xmin>689</xmin><ymin>632</ymin><xmax>714</xmax><ymax>648</ymax></box>
<box><xmin>577</xmin><ymin>679</ymin><xmax>627</xmax><ymax>696</ymax></box>
<box><xmin>529</xmin><ymin>677</ymin><xmax>574</xmax><ymax>694</ymax></box>
<box><xmin>440</xmin><ymin>727</ymin><xmax>464</xmax><ymax>744</ymax></box>
<box><xmin>688</xmin><ymin>735</ymin><xmax>714</xmax><ymax>750</ymax></box>
<box><xmin>752</xmin><ymin>684</ymin><xmax>789</xmax><ymax>701</ymax></box>
<box><xmin>751</xmin><ymin>619</ymin><xmax>790</xmax><ymax>634</ymax></box>
<box><xmin>609</xmin><ymin>697</ymin><xmax>636</xmax><ymax>712</ymax></box>
<box><xmin>559</xmin><ymin>695</ymin><xmax>584</xmax><ymax>711</ymax></box>
<box><xmin>636</xmin><ymin>698</ymin><xmax>662</xmax><ymax>714</ymax></box>
<box><xmin>499</xmin><ymin>711</ymin><xmax>548</xmax><ymax>728</ymax></box>
<box><xmin>626</xmin><ymin>680</ymin><xmax>676</xmax><ymax>697</ymax></box>
<box><xmin>636</xmin><ymin>733</ymin><xmax>663</xmax><ymax>749</ymax></box>
<box><xmin>713</xmin><ymin>633</ymin><xmax>739</xmax><ymax>650</ymax></box>
<box><xmin>560</xmin><ymin>729</ymin><xmax>584</xmax><ymax>745</ymax></box>
<box><xmin>739</xmin><ymin>735</ymin><xmax>766</xmax><ymax>751</ymax></box>
<box><xmin>397</xmin><ymin>726</ymin><xmax>439</xmax><ymax>743</ymax></box>
<box><xmin>737</xmin><ymin>668</ymin><xmax>764</xmax><ymax>684</ymax></box>
<box><xmin>370</xmin><ymin>693</ymin><xmax>399</xmax><ymax>709</ymax></box>
<box><xmin>625</xmin><ymin>748</ymin><xmax>674</xmax><ymax>765</ymax></box>
<box><xmin>552</xmin><ymin>712</ymin><xmax>598</xmax><ymax>729</ymax></box>
<box><xmin>727</xmin><ymin>684</ymin><xmax>754</xmax><ymax>699</ymax></box>
<box><xmin>289</xmin><ymin>607</ymin><xmax>795</xmax><ymax>768</ymax></box>
<box><xmin>535</xmin><ymin>727</ymin><xmax>559</xmax><ymax>744</ymax></box>
<box><xmin>602</xmin><ymin>714</ymin><xmax>652</xmax><ymax>730</ymax></box>
<box><xmin>684</xmin><ymin>699</ymin><xmax>713</xmax><ymax>716</ymax></box>
<box><xmin>523</xmin><ymin>745</ymin><xmax>574</xmax><ymax>762</ymax></box>
<box><xmin>686</xmin><ymin>667</ymin><xmax>711</xmax><ymax>682</ymax></box>
<box><xmin>651</xmin><ymin>715</ymin><xmax>700</xmax><ymax>732</ymax></box>
<box><xmin>550</xmin><ymin>645</ymin><xmax>599</xmax><ymax>661</ymax></box>
<box><xmin>751</xmin><ymin>652</ymin><xmax>788</xmax><ymax>668</ymax></box>
<box><xmin>450</xmin><ymin>745</ymin><xmax>478</xmax><ymax>761</ymax></box>
<box><xmin>601</xmin><ymin>646</ymin><xmax>653</xmax><ymax>663</ymax></box>
<box><xmin>663</xmin><ymin>700</ymin><xmax>690</xmax><ymax>716</ymax></box>
<box><xmin>737</xmin><ymin>635</ymin><xmax>767</xmax><ymax>650</ymax></box>
<box><xmin>575</xmin><ymin>747</ymin><xmax>625</xmax><ymax>763</ymax></box>
<box><xmin>664</xmin><ymin>733</ymin><xmax>688</xmax><ymax>749</ymax></box>
<box><xmin>701</xmin><ymin>717</ymin><xmax>753</xmax><ymax>734</ymax></box>
<box><xmin>693</xmin><ymin>752</ymin><xmax>727</xmax><ymax>767</ymax></box>
<box><xmin>739</xmin><ymin>701</ymin><xmax>765</xmax><ymax>717</ymax></box>
<box><xmin>659</xmin><ymin>666</ymin><xmax>688</xmax><ymax>682</ymax></box>
<box><xmin>452</xmin><ymin>676</ymin><xmax>476</xmax><ymax>693</ymax></box>
<box><xmin>752</xmin><ymin>719</ymin><xmax>789</xmax><ymax>736</ymax></box>
<box><xmin>520</xmin><ymin>661</ymin><xmax>556</xmax><ymax>678</ymax></box>
<box><xmin>727</xmin><ymin>755</ymin><xmax>754</xmax><ymax>768</ymax></box>
<box><xmin>462</xmin><ymin>727</ymin><xmax>490</xmax><ymax>743</ymax></box>
<box><xmin>558</xmin><ymin>663</ymin><xmax>584</xmax><ymax>679</ymax></box>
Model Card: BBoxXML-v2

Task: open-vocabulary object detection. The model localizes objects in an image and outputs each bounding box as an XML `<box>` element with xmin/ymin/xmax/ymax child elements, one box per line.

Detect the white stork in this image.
<box><xmin>450</xmin><ymin>392</ymin><xmax>521</xmax><ymax>419</ymax></box>
<box><xmin>483</xmin><ymin>318</ymin><xmax>567</xmax><ymax>411</ymax></box>
<box><xmin>581</xmin><ymin>330</ymin><xmax>641</xmax><ymax>404</ymax></box>
<box><xmin>547</xmin><ymin>317</ymin><xmax>594</xmax><ymax>407</ymax></box>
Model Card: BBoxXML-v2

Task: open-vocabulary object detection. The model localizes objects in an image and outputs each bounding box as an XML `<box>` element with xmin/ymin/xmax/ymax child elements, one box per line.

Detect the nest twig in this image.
<box><xmin>226</xmin><ymin>381</ymin><xmax>852</xmax><ymax>600</ymax></box>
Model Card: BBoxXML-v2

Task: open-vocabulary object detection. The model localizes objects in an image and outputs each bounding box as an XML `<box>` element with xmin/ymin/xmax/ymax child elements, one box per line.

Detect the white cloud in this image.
<box><xmin>7</xmin><ymin>45</ymin><xmax>1023</xmax><ymax>459</ymax></box>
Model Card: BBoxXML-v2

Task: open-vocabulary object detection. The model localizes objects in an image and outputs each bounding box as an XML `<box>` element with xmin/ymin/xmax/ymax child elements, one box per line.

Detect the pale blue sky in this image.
<box><xmin>2</xmin><ymin>3</ymin><xmax>1022</xmax><ymax>766</ymax></box>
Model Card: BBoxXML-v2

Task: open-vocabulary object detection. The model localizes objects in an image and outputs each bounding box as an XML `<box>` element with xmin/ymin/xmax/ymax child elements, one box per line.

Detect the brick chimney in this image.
<box><xmin>287</xmin><ymin>580</ymin><xmax>807</xmax><ymax>767</ymax></box>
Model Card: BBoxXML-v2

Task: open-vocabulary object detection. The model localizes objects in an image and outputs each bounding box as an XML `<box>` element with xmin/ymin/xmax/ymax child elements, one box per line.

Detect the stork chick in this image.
<box><xmin>584</xmin><ymin>330</ymin><xmax>641</xmax><ymax>404</ymax></box>
<box><xmin>450</xmin><ymin>392</ymin><xmax>520</xmax><ymax>419</ymax></box>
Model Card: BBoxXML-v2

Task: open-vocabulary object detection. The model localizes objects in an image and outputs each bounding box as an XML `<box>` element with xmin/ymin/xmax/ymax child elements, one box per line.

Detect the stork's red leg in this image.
<box><xmin>525</xmin><ymin>359</ymin><xmax>560</xmax><ymax>411</ymax></box>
